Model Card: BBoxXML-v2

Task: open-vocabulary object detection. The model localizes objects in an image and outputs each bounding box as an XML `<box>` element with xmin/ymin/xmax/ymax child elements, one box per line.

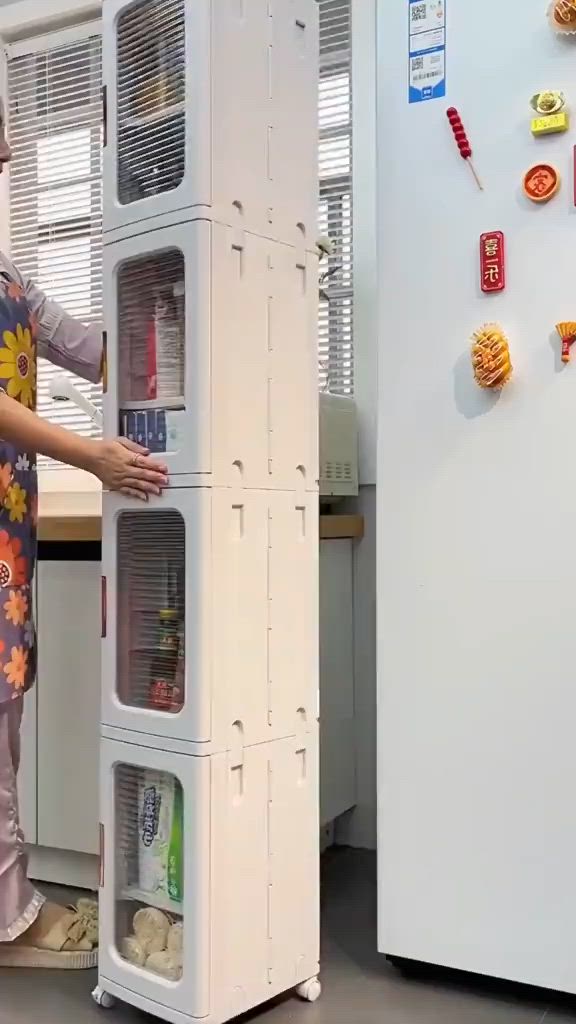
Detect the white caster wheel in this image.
<box><xmin>296</xmin><ymin>977</ymin><xmax>322</xmax><ymax>1003</ymax></box>
<box><xmin>92</xmin><ymin>986</ymin><xmax>115</xmax><ymax>1009</ymax></box>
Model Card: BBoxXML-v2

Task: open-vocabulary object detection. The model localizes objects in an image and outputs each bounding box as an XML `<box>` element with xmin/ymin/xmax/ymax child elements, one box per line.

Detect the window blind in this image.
<box><xmin>317</xmin><ymin>0</ymin><xmax>353</xmax><ymax>395</ymax></box>
<box><xmin>8</xmin><ymin>31</ymin><xmax>103</xmax><ymax>465</ymax></box>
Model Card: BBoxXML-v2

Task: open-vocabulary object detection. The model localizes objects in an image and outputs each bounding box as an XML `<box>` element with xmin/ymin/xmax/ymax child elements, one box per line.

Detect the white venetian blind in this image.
<box><xmin>8</xmin><ymin>30</ymin><xmax>103</xmax><ymax>463</ymax></box>
<box><xmin>317</xmin><ymin>0</ymin><xmax>353</xmax><ymax>395</ymax></box>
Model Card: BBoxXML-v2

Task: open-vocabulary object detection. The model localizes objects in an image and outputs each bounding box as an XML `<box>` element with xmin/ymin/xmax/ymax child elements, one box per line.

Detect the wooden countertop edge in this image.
<box><xmin>319</xmin><ymin>514</ymin><xmax>364</xmax><ymax>540</ymax></box>
<box><xmin>38</xmin><ymin>513</ymin><xmax>365</xmax><ymax>544</ymax></box>
<box><xmin>38</xmin><ymin>516</ymin><xmax>103</xmax><ymax>543</ymax></box>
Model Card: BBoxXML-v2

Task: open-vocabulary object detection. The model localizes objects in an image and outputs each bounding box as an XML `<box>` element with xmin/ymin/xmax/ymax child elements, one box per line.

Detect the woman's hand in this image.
<box><xmin>88</xmin><ymin>438</ymin><xmax>168</xmax><ymax>500</ymax></box>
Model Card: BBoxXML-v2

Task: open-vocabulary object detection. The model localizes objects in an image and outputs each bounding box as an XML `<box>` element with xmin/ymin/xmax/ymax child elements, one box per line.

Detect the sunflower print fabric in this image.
<box><xmin>0</xmin><ymin>322</ymin><xmax>36</xmax><ymax>408</ymax></box>
<box><xmin>0</xmin><ymin>277</ymin><xmax>37</xmax><ymax>703</ymax></box>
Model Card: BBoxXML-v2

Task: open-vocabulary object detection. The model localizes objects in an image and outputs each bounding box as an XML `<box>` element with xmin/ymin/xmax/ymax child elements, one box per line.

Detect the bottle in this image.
<box><xmin>149</xmin><ymin>609</ymin><xmax>179</xmax><ymax>711</ymax></box>
<box><xmin>167</xmin><ymin>779</ymin><xmax>184</xmax><ymax>903</ymax></box>
<box><xmin>146</xmin><ymin>317</ymin><xmax>157</xmax><ymax>401</ymax></box>
<box><xmin>172</xmin><ymin>622</ymin><xmax>184</xmax><ymax>712</ymax></box>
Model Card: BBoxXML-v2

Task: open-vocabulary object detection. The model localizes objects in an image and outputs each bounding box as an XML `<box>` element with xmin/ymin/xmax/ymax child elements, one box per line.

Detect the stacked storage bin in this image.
<box><xmin>93</xmin><ymin>1</ymin><xmax>320</xmax><ymax>1019</ymax></box>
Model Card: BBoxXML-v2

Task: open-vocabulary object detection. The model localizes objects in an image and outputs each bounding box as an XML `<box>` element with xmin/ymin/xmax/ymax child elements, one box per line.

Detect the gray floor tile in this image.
<box><xmin>0</xmin><ymin>850</ymin><xmax>573</xmax><ymax>1024</ymax></box>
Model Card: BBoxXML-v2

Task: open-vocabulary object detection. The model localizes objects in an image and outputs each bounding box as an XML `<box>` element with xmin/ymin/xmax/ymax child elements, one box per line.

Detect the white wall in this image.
<box><xmin>377</xmin><ymin>0</ymin><xmax>576</xmax><ymax>989</ymax></box>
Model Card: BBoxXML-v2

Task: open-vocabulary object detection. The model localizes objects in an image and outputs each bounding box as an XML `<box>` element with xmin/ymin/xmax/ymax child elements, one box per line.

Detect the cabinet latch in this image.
<box><xmin>101</xmin><ymin>576</ymin><xmax>107</xmax><ymax>638</ymax></box>
<box><xmin>99</xmin><ymin>823</ymin><xmax>105</xmax><ymax>888</ymax></box>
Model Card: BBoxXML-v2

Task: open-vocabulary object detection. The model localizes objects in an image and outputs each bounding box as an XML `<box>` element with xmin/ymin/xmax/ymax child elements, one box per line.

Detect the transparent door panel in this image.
<box><xmin>104</xmin><ymin>223</ymin><xmax>211</xmax><ymax>477</ymax></box>
<box><xmin>102</xmin><ymin>488</ymin><xmax>211</xmax><ymax>743</ymax></box>
<box><xmin>116</xmin><ymin>0</ymin><xmax>185</xmax><ymax>206</ymax></box>
<box><xmin>100</xmin><ymin>740</ymin><xmax>211</xmax><ymax>1016</ymax></box>
<box><xmin>118</xmin><ymin>248</ymin><xmax>185</xmax><ymax>415</ymax></box>
<box><xmin>117</xmin><ymin>509</ymin><xmax>185</xmax><ymax>714</ymax></box>
<box><xmin>114</xmin><ymin>763</ymin><xmax>184</xmax><ymax>982</ymax></box>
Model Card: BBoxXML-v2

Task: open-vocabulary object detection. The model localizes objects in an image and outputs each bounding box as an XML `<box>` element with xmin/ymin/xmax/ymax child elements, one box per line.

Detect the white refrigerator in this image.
<box><xmin>377</xmin><ymin>0</ymin><xmax>576</xmax><ymax>996</ymax></box>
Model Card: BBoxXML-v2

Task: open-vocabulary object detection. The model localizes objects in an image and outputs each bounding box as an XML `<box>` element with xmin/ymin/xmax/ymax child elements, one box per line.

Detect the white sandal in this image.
<box><xmin>0</xmin><ymin>899</ymin><xmax>98</xmax><ymax>970</ymax></box>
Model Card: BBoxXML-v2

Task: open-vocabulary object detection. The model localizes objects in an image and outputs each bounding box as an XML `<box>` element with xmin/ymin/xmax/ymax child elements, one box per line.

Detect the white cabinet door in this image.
<box><xmin>36</xmin><ymin>560</ymin><xmax>100</xmax><ymax>855</ymax></box>
<box><xmin>319</xmin><ymin>540</ymin><xmax>356</xmax><ymax>826</ymax></box>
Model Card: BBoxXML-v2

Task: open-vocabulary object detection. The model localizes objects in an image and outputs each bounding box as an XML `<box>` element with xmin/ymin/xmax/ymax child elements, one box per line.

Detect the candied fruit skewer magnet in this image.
<box><xmin>446</xmin><ymin>107</ymin><xmax>484</xmax><ymax>191</ymax></box>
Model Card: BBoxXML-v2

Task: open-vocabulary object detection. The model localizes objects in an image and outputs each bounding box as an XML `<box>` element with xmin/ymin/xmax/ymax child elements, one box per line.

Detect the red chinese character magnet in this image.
<box><xmin>480</xmin><ymin>231</ymin><xmax>505</xmax><ymax>294</ymax></box>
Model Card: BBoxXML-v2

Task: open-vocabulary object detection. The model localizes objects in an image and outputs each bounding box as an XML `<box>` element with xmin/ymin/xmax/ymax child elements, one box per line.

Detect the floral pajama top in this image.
<box><xmin>0</xmin><ymin>255</ymin><xmax>102</xmax><ymax>704</ymax></box>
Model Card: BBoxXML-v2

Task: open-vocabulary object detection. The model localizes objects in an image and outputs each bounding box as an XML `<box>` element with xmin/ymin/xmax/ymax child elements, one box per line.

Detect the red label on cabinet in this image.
<box><xmin>480</xmin><ymin>231</ymin><xmax>505</xmax><ymax>293</ymax></box>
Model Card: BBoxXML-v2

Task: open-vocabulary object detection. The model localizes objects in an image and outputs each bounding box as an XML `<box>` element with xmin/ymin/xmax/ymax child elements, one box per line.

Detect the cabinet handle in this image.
<box><xmin>102</xmin><ymin>85</ymin><xmax>108</xmax><ymax>148</ymax></box>
<box><xmin>102</xmin><ymin>330</ymin><xmax>108</xmax><ymax>394</ymax></box>
<box><xmin>99</xmin><ymin>823</ymin><xmax>105</xmax><ymax>887</ymax></box>
<box><xmin>101</xmin><ymin>575</ymin><xmax>107</xmax><ymax>638</ymax></box>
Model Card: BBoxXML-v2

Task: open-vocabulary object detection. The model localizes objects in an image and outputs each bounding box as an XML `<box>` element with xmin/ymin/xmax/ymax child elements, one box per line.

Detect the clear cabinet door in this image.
<box><xmin>117</xmin><ymin>247</ymin><xmax>185</xmax><ymax>409</ymax></box>
<box><xmin>101</xmin><ymin>488</ymin><xmax>212</xmax><ymax>745</ymax></box>
<box><xmin>115</xmin><ymin>763</ymin><xmax>184</xmax><ymax>980</ymax></box>
<box><xmin>115</xmin><ymin>0</ymin><xmax>186</xmax><ymax>207</ymax></box>
<box><xmin>117</xmin><ymin>509</ymin><xmax>185</xmax><ymax>715</ymax></box>
<box><xmin>99</xmin><ymin>740</ymin><xmax>211</xmax><ymax>1018</ymax></box>
<box><xmin>103</xmin><ymin>222</ymin><xmax>211</xmax><ymax>478</ymax></box>
<box><xmin>103</xmin><ymin>0</ymin><xmax>210</xmax><ymax>235</ymax></box>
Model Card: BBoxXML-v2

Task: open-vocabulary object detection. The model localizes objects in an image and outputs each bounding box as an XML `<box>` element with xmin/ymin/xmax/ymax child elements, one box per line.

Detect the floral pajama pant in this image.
<box><xmin>0</xmin><ymin>697</ymin><xmax>44</xmax><ymax>941</ymax></box>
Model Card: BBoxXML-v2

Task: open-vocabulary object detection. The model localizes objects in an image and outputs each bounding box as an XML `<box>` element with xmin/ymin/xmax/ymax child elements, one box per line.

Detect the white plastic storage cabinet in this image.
<box><xmin>102</xmin><ymin>0</ymin><xmax>318</xmax><ymax>247</ymax></box>
<box><xmin>103</xmin><ymin>221</ymin><xmax>318</xmax><ymax>486</ymax></box>
<box><xmin>98</xmin><ymin>0</ymin><xmax>319</xmax><ymax>1016</ymax></box>
<box><xmin>98</xmin><ymin>734</ymin><xmax>320</xmax><ymax>1022</ymax></box>
<box><xmin>101</xmin><ymin>487</ymin><xmax>318</xmax><ymax>750</ymax></box>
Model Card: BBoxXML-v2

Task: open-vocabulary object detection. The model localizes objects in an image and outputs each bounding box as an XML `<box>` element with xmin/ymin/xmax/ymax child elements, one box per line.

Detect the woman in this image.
<box><xmin>0</xmin><ymin>116</ymin><xmax>168</xmax><ymax>968</ymax></box>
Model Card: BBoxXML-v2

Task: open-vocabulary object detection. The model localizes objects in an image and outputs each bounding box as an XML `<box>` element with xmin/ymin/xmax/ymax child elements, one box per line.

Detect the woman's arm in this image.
<box><xmin>0</xmin><ymin>391</ymin><xmax>167</xmax><ymax>500</ymax></box>
<box><xmin>5</xmin><ymin>257</ymin><xmax>103</xmax><ymax>384</ymax></box>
